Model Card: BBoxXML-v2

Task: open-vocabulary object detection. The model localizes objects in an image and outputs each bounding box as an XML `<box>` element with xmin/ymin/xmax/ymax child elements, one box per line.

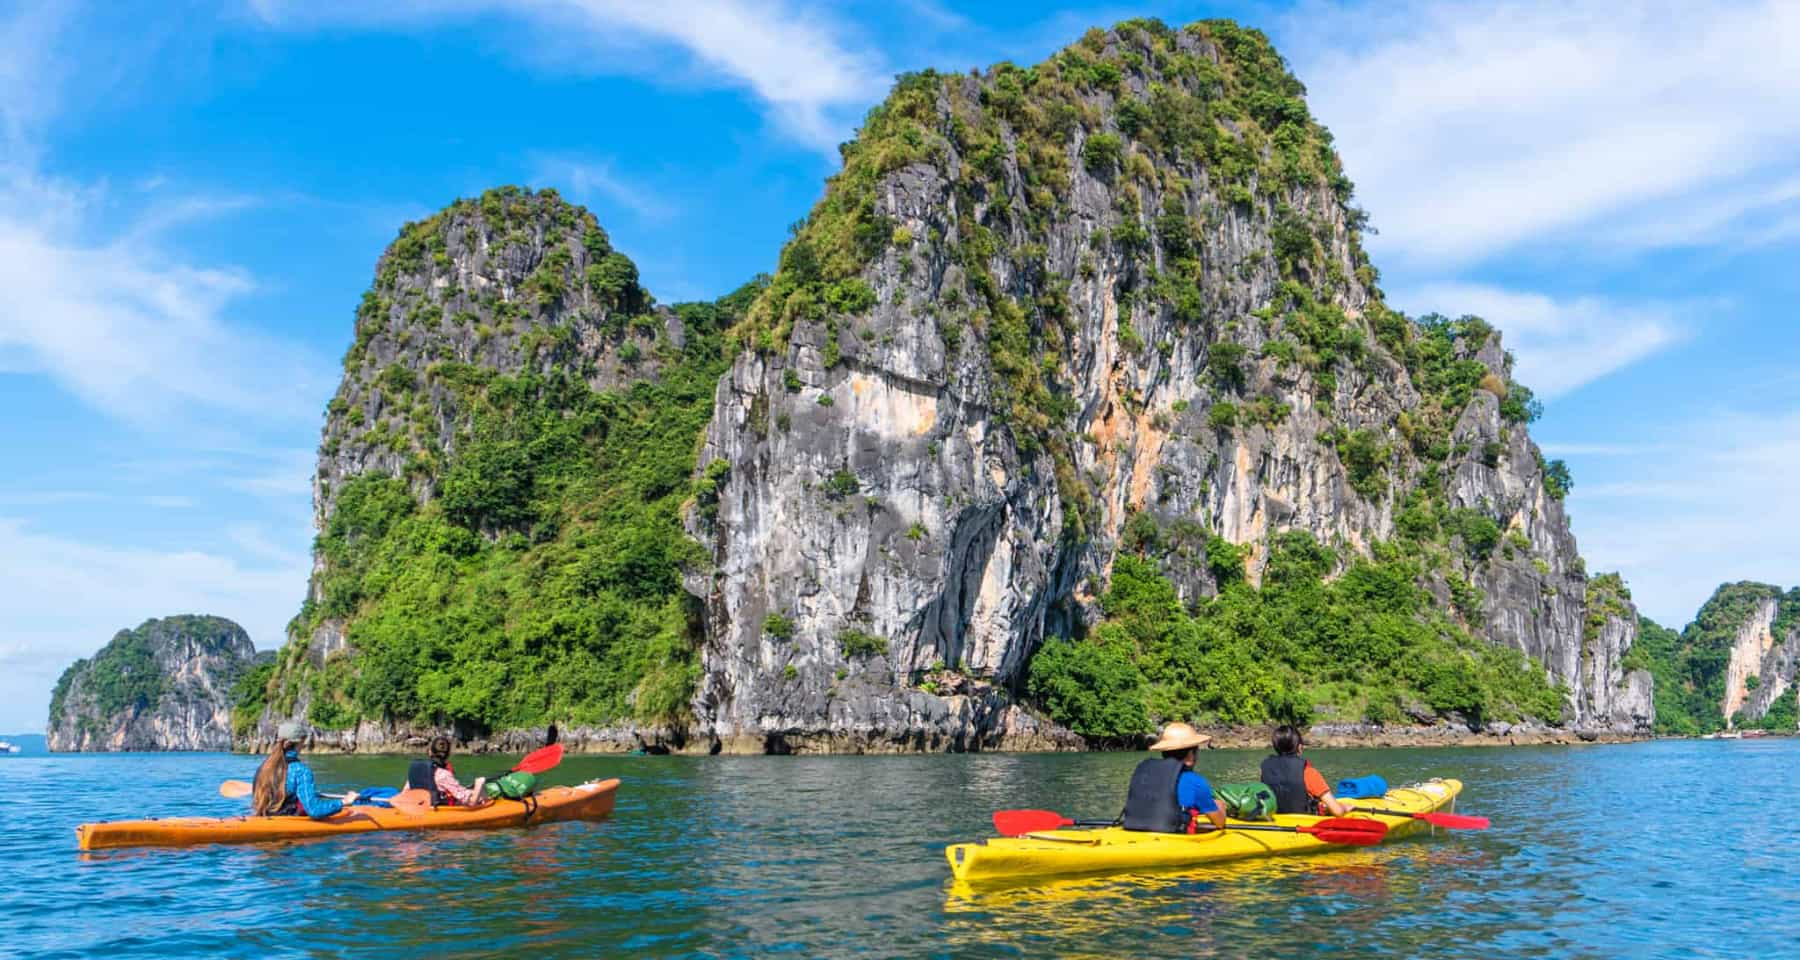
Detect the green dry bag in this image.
<box><xmin>483</xmin><ymin>771</ymin><xmax>538</xmax><ymax>800</ymax></box>
<box><xmin>1214</xmin><ymin>782</ymin><xmax>1278</xmax><ymax>821</ymax></box>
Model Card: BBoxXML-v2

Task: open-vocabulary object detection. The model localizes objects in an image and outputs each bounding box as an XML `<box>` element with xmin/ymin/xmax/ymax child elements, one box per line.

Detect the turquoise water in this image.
<box><xmin>3</xmin><ymin>739</ymin><xmax>1795</xmax><ymax>958</ymax></box>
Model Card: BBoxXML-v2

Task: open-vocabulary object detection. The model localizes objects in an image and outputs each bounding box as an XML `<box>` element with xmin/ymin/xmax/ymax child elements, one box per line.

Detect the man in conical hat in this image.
<box><xmin>1119</xmin><ymin>722</ymin><xmax>1226</xmax><ymax>834</ymax></box>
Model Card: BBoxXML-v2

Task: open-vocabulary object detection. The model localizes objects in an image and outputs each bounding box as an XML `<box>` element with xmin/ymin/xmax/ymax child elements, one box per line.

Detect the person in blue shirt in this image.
<box><xmin>1120</xmin><ymin>723</ymin><xmax>1226</xmax><ymax>833</ymax></box>
<box><xmin>251</xmin><ymin>721</ymin><xmax>359</xmax><ymax>819</ymax></box>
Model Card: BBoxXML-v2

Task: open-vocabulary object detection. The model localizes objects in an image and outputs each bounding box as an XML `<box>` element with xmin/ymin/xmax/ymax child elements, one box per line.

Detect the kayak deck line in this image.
<box><xmin>75</xmin><ymin>778</ymin><xmax>620</xmax><ymax>851</ymax></box>
<box><xmin>946</xmin><ymin>779</ymin><xmax>1462</xmax><ymax>884</ymax></box>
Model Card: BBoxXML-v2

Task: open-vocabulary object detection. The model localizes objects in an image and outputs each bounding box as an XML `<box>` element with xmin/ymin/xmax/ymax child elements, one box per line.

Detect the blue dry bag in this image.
<box><xmin>1334</xmin><ymin>775</ymin><xmax>1389</xmax><ymax>800</ymax></box>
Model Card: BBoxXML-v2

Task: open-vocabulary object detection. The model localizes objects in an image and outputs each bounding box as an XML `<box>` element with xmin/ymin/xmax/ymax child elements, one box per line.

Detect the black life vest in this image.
<box><xmin>406</xmin><ymin>759</ymin><xmax>443</xmax><ymax>806</ymax></box>
<box><xmin>1260</xmin><ymin>754</ymin><xmax>1316</xmax><ymax>814</ymax></box>
<box><xmin>1121</xmin><ymin>757</ymin><xmax>1189</xmax><ymax>833</ymax></box>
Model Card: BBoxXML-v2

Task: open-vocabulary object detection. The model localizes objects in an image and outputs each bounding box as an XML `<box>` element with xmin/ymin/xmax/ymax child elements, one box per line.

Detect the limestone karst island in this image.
<box><xmin>15</xmin><ymin>9</ymin><xmax>1798</xmax><ymax>958</ymax></box>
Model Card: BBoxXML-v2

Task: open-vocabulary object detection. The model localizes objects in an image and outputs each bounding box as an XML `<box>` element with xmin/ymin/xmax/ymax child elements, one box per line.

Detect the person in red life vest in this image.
<box><xmin>1260</xmin><ymin>724</ymin><xmax>1351</xmax><ymax>816</ymax></box>
<box><xmin>1120</xmin><ymin>722</ymin><xmax>1227</xmax><ymax>834</ymax></box>
<box><xmin>251</xmin><ymin>721</ymin><xmax>358</xmax><ymax>818</ymax></box>
<box><xmin>406</xmin><ymin>736</ymin><xmax>490</xmax><ymax>807</ymax></box>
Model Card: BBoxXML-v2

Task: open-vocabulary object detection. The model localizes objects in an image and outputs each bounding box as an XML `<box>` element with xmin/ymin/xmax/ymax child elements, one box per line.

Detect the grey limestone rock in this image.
<box><xmin>49</xmin><ymin>616</ymin><xmax>263</xmax><ymax>751</ymax></box>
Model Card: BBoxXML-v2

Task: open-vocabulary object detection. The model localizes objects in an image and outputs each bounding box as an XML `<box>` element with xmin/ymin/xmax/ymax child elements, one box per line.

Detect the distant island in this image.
<box><xmin>48</xmin><ymin>615</ymin><xmax>270</xmax><ymax>751</ymax></box>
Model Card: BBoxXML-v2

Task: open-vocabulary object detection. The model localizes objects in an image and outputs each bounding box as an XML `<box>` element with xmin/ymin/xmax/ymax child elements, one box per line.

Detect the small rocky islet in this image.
<box><xmin>47</xmin><ymin>615</ymin><xmax>269</xmax><ymax>751</ymax></box>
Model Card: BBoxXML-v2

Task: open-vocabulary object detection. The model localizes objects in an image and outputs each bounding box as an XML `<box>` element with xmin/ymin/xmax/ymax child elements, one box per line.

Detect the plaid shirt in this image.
<box><xmin>434</xmin><ymin>765</ymin><xmax>480</xmax><ymax>806</ymax></box>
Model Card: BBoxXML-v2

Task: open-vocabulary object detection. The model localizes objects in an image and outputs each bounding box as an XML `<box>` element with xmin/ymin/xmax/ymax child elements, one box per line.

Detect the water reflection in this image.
<box><xmin>11</xmin><ymin>742</ymin><xmax>1800</xmax><ymax>958</ymax></box>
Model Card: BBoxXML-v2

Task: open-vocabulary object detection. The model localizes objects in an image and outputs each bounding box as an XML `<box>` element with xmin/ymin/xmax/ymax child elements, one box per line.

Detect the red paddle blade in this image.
<box><xmin>993</xmin><ymin>809</ymin><xmax>1074</xmax><ymax>837</ymax></box>
<box><xmin>1299</xmin><ymin>817</ymin><xmax>1390</xmax><ymax>844</ymax></box>
<box><xmin>1417</xmin><ymin>811</ymin><xmax>1489</xmax><ymax>830</ymax></box>
<box><xmin>1310</xmin><ymin>827</ymin><xmax>1387</xmax><ymax>846</ymax></box>
<box><xmin>512</xmin><ymin>742</ymin><xmax>564</xmax><ymax>774</ymax></box>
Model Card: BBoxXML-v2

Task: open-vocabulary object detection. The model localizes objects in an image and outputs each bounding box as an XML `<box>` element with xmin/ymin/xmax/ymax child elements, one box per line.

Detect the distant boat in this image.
<box><xmin>1718</xmin><ymin>730</ymin><xmax>1743</xmax><ymax>740</ymax></box>
<box><xmin>0</xmin><ymin>741</ymin><xmax>19</xmax><ymax>754</ymax></box>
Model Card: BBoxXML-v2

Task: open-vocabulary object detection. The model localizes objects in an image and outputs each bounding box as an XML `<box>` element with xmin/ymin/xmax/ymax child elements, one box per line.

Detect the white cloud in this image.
<box><xmin>0</xmin><ymin>173</ymin><xmax>329</xmax><ymax>427</ymax></box>
<box><xmin>0</xmin><ymin>490</ymin><xmax>101</xmax><ymax>507</ymax></box>
<box><xmin>1289</xmin><ymin>0</ymin><xmax>1800</xmax><ymax>267</ymax></box>
<box><xmin>1538</xmin><ymin>442</ymin><xmax>1673</xmax><ymax>458</ymax></box>
<box><xmin>1568</xmin><ymin>408</ymin><xmax>1800</xmax><ymax>627</ymax></box>
<box><xmin>1391</xmin><ymin>283</ymin><xmax>1688</xmax><ymax>398</ymax></box>
<box><xmin>0</xmin><ymin>0</ymin><xmax>330</xmax><ymax>437</ymax></box>
<box><xmin>528</xmin><ymin>153</ymin><xmax>671</xmax><ymax>221</ymax></box>
<box><xmin>0</xmin><ymin>1</ymin><xmax>67</xmax><ymax>159</ymax></box>
<box><xmin>0</xmin><ymin>490</ymin><xmax>199</xmax><ymax>509</ymax></box>
<box><xmin>248</xmin><ymin>0</ymin><xmax>888</xmax><ymax>152</ymax></box>
<box><xmin>219</xmin><ymin>447</ymin><xmax>317</xmax><ymax>499</ymax></box>
<box><xmin>0</xmin><ymin>517</ymin><xmax>308</xmax><ymax>732</ymax></box>
<box><xmin>1597</xmin><ymin>176</ymin><xmax>1800</xmax><ymax>252</ymax></box>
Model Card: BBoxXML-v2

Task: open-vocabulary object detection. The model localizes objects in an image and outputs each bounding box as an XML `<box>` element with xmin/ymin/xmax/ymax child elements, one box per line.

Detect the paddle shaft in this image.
<box><xmin>1062</xmin><ymin>817</ymin><xmax>1370</xmax><ymax>837</ymax></box>
<box><xmin>1354</xmin><ymin>807</ymin><xmax>1489</xmax><ymax>828</ymax></box>
<box><xmin>1357</xmin><ymin>807</ymin><xmax>1443</xmax><ymax>818</ymax></box>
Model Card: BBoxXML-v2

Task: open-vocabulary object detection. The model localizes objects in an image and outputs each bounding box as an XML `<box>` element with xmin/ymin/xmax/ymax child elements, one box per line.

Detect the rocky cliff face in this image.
<box><xmin>1701</xmin><ymin>584</ymin><xmax>1799</xmax><ymax>728</ymax></box>
<box><xmin>683</xmin><ymin>20</ymin><xmax>1649</xmax><ymax>747</ymax></box>
<box><xmin>277</xmin><ymin>187</ymin><xmax>666</xmax><ymax>740</ymax></box>
<box><xmin>257</xmin><ymin>186</ymin><xmax>737</xmax><ymax>751</ymax></box>
<box><xmin>1578</xmin><ymin>575</ymin><xmax>1655</xmax><ymax>732</ymax></box>
<box><xmin>1634</xmin><ymin>582</ymin><xmax>1800</xmax><ymax>733</ymax></box>
<box><xmin>1742</xmin><ymin>636</ymin><xmax>1798</xmax><ymax>726</ymax></box>
<box><xmin>49</xmin><ymin>616</ymin><xmax>262</xmax><ymax>751</ymax></box>
<box><xmin>313</xmin><ymin>185</ymin><xmax>663</xmax><ymax>527</ymax></box>
<box><xmin>1720</xmin><ymin>592</ymin><xmax>1778</xmax><ymax>721</ymax></box>
<box><xmin>259</xmin><ymin>19</ymin><xmax>1655</xmax><ymax>753</ymax></box>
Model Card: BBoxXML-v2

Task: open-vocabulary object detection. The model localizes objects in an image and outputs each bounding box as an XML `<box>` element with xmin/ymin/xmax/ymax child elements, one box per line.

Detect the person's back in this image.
<box><xmin>1121</xmin><ymin>757</ymin><xmax>1190</xmax><ymax>832</ymax></box>
<box><xmin>417</xmin><ymin>736</ymin><xmax>487</xmax><ymax>807</ymax></box>
<box><xmin>1260</xmin><ymin>725</ymin><xmax>1349</xmax><ymax>816</ymax></box>
<box><xmin>1120</xmin><ymin>723</ymin><xmax>1225</xmax><ymax>834</ymax></box>
<box><xmin>253</xmin><ymin>721</ymin><xmax>355</xmax><ymax>819</ymax></box>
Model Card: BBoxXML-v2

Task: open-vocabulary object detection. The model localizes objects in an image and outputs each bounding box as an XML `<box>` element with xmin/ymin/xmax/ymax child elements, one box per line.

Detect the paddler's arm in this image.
<box><xmin>1303</xmin><ymin>762</ymin><xmax>1350</xmax><ymax>816</ymax></box>
<box><xmin>1179</xmin><ymin>772</ymin><xmax>1227</xmax><ymax>830</ymax></box>
<box><xmin>291</xmin><ymin>763</ymin><xmax>355</xmax><ymax>818</ymax></box>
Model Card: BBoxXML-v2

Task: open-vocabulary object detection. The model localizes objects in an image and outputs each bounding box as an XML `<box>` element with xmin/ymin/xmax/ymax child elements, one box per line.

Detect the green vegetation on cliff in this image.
<box><xmin>276</xmin><ymin>277</ymin><xmax>764</xmax><ymax>732</ymax></box>
<box><xmin>51</xmin><ymin>627</ymin><xmax>166</xmax><ymax>722</ymax></box>
<box><xmin>270</xmin><ymin>18</ymin><xmax>1601</xmax><ymax>744</ymax></box>
<box><xmin>1030</xmin><ymin>531</ymin><xmax>1565</xmax><ymax>739</ymax></box>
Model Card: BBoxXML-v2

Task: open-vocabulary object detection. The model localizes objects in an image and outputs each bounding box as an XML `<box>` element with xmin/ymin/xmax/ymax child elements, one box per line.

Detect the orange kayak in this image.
<box><xmin>77</xmin><ymin>778</ymin><xmax>620</xmax><ymax>851</ymax></box>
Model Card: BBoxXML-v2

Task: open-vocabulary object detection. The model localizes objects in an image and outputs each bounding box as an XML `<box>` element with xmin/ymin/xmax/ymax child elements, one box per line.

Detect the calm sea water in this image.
<box><xmin>3</xmin><ymin>739</ymin><xmax>1794</xmax><ymax>958</ymax></box>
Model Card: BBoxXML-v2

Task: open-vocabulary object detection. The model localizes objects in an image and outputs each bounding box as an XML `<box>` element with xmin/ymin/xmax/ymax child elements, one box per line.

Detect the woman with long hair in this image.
<box><xmin>252</xmin><ymin>721</ymin><xmax>358</xmax><ymax>818</ymax></box>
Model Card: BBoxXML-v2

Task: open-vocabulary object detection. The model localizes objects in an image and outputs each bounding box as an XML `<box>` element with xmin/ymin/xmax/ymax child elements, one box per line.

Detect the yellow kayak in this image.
<box><xmin>77</xmin><ymin>778</ymin><xmax>620</xmax><ymax>851</ymax></box>
<box><xmin>946</xmin><ymin>778</ymin><xmax>1463</xmax><ymax>884</ymax></box>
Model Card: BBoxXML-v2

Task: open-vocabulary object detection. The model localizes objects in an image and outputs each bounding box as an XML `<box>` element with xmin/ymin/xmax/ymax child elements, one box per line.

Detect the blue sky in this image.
<box><xmin>3</xmin><ymin>0</ymin><xmax>1798</xmax><ymax>732</ymax></box>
